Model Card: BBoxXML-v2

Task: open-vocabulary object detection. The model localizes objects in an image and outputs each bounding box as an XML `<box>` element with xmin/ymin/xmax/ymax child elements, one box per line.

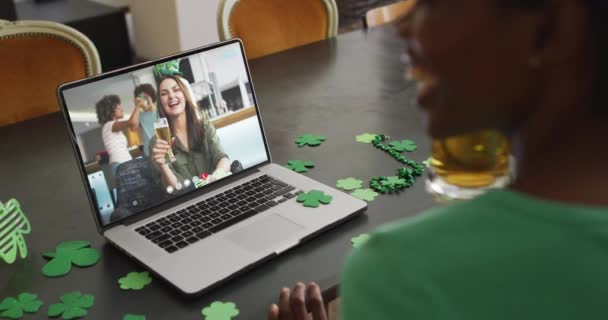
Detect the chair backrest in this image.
<box><xmin>0</xmin><ymin>20</ymin><xmax>101</xmax><ymax>126</ymax></box>
<box><xmin>364</xmin><ymin>0</ymin><xmax>414</xmax><ymax>29</ymax></box>
<box><xmin>217</xmin><ymin>0</ymin><xmax>338</xmax><ymax>59</ymax></box>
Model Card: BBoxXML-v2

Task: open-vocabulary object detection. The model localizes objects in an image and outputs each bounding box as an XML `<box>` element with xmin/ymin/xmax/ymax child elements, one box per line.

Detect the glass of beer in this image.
<box><xmin>153</xmin><ymin>117</ymin><xmax>176</xmax><ymax>164</ymax></box>
<box><xmin>426</xmin><ymin>130</ymin><xmax>513</xmax><ymax>200</ymax></box>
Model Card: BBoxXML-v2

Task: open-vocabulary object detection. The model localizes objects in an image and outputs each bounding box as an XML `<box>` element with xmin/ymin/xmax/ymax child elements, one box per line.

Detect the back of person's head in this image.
<box><xmin>133</xmin><ymin>83</ymin><xmax>157</xmax><ymax>103</ymax></box>
<box><xmin>95</xmin><ymin>95</ymin><xmax>120</xmax><ymax>125</ymax></box>
<box><xmin>500</xmin><ymin>0</ymin><xmax>607</xmax><ymax>115</ymax></box>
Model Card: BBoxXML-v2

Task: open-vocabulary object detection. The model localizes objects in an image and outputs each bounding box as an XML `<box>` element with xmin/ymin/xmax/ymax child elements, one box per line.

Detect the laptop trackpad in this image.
<box><xmin>225</xmin><ymin>214</ymin><xmax>304</xmax><ymax>253</ymax></box>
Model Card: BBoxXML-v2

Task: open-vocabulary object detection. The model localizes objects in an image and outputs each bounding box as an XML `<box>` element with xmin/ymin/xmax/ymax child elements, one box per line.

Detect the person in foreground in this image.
<box><xmin>269</xmin><ymin>0</ymin><xmax>608</xmax><ymax>319</ymax></box>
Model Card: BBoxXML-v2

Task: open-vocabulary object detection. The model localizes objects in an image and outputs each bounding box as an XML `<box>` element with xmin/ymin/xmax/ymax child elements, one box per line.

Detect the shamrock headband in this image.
<box><xmin>153</xmin><ymin>59</ymin><xmax>183</xmax><ymax>78</ymax></box>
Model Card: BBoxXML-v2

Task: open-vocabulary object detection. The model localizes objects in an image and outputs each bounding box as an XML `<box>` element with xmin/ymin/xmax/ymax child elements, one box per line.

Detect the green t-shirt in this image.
<box><xmin>150</xmin><ymin>120</ymin><xmax>227</xmax><ymax>182</ymax></box>
<box><xmin>341</xmin><ymin>189</ymin><xmax>608</xmax><ymax>319</ymax></box>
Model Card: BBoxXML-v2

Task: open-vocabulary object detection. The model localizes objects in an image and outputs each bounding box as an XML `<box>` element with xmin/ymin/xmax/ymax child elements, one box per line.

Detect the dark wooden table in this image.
<box><xmin>0</xmin><ymin>26</ymin><xmax>437</xmax><ymax>319</ymax></box>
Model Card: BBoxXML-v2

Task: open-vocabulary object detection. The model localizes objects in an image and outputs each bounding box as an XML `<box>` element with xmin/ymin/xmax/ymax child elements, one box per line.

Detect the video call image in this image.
<box><xmin>62</xmin><ymin>43</ymin><xmax>268</xmax><ymax>226</ymax></box>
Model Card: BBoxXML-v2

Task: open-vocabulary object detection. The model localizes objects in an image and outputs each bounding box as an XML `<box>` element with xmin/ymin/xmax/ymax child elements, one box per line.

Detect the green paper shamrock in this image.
<box><xmin>0</xmin><ymin>199</ymin><xmax>31</xmax><ymax>264</ymax></box>
<box><xmin>381</xmin><ymin>176</ymin><xmax>408</xmax><ymax>189</ymax></box>
<box><xmin>295</xmin><ymin>134</ymin><xmax>327</xmax><ymax>147</ymax></box>
<box><xmin>123</xmin><ymin>314</ymin><xmax>146</xmax><ymax>320</ymax></box>
<box><xmin>355</xmin><ymin>133</ymin><xmax>379</xmax><ymax>144</ymax></box>
<box><xmin>336</xmin><ymin>178</ymin><xmax>363</xmax><ymax>191</ymax></box>
<box><xmin>47</xmin><ymin>292</ymin><xmax>94</xmax><ymax>320</ymax></box>
<box><xmin>153</xmin><ymin>59</ymin><xmax>183</xmax><ymax>78</ymax></box>
<box><xmin>389</xmin><ymin>139</ymin><xmax>417</xmax><ymax>152</ymax></box>
<box><xmin>285</xmin><ymin>160</ymin><xmax>315</xmax><ymax>173</ymax></box>
<box><xmin>118</xmin><ymin>272</ymin><xmax>152</xmax><ymax>290</ymax></box>
<box><xmin>422</xmin><ymin>157</ymin><xmax>431</xmax><ymax>168</ymax></box>
<box><xmin>202</xmin><ymin>301</ymin><xmax>240</xmax><ymax>320</ymax></box>
<box><xmin>351</xmin><ymin>189</ymin><xmax>379</xmax><ymax>202</ymax></box>
<box><xmin>42</xmin><ymin>241</ymin><xmax>101</xmax><ymax>277</ymax></box>
<box><xmin>351</xmin><ymin>234</ymin><xmax>371</xmax><ymax>248</ymax></box>
<box><xmin>296</xmin><ymin>190</ymin><xmax>333</xmax><ymax>208</ymax></box>
<box><xmin>0</xmin><ymin>293</ymin><xmax>43</xmax><ymax>319</ymax></box>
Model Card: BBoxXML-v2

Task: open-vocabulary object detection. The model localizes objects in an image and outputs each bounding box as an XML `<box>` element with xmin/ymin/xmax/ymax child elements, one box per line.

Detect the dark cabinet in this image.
<box><xmin>16</xmin><ymin>0</ymin><xmax>132</xmax><ymax>72</ymax></box>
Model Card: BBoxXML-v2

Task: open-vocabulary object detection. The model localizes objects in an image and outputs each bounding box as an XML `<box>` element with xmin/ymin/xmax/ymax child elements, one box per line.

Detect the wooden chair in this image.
<box><xmin>363</xmin><ymin>0</ymin><xmax>415</xmax><ymax>29</ymax></box>
<box><xmin>0</xmin><ymin>20</ymin><xmax>101</xmax><ymax>127</ymax></box>
<box><xmin>217</xmin><ymin>0</ymin><xmax>339</xmax><ymax>59</ymax></box>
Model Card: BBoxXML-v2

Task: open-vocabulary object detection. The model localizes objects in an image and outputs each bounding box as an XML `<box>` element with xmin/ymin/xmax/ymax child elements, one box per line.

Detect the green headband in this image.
<box><xmin>153</xmin><ymin>60</ymin><xmax>183</xmax><ymax>78</ymax></box>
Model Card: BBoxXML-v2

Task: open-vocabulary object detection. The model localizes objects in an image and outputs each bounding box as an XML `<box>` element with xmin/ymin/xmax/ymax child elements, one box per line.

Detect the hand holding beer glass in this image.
<box><xmin>426</xmin><ymin>130</ymin><xmax>512</xmax><ymax>200</ymax></box>
<box><xmin>152</xmin><ymin>117</ymin><xmax>177</xmax><ymax>165</ymax></box>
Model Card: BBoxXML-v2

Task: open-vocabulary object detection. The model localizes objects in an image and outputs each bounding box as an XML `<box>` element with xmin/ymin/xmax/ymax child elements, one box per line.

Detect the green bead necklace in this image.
<box><xmin>369</xmin><ymin>135</ymin><xmax>425</xmax><ymax>194</ymax></box>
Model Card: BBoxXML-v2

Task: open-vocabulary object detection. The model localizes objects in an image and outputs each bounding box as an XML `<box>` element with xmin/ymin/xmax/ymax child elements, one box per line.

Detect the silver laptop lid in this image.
<box><xmin>57</xmin><ymin>40</ymin><xmax>271</xmax><ymax>232</ymax></box>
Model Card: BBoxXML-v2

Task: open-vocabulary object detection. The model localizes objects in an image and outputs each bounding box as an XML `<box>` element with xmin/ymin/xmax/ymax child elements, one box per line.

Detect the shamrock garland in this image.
<box><xmin>369</xmin><ymin>135</ymin><xmax>424</xmax><ymax>194</ymax></box>
<box><xmin>355</xmin><ymin>133</ymin><xmax>379</xmax><ymax>144</ymax></box>
<box><xmin>42</xmin><ymin>241</ymin><xmax>101</xmax><ymax>277</ymax></box>
<box><xmin>0</xmin><ymin>293</ymin><xmax>43</xmax><ymax>319</ymax></box>
<box><xmin>389</xmin><ymin>139</ymin><xmax>417</xmax><ymax>152</ymax></box>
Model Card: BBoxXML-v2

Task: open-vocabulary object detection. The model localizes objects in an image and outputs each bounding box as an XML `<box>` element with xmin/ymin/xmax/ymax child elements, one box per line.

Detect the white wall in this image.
<box><xmin>175</xmin><ymin>0</ymin><xmax>221</xmax><ymax>52</ymax></box>
<box><xmin>121</xmin><ymin>0</ymin><xmax>221</xmax><ymax>60</ymax></box>
<box><xmin>124</xmin><ymin>0</ymin><xmax>181</xmax><ymax>59</ymax></box>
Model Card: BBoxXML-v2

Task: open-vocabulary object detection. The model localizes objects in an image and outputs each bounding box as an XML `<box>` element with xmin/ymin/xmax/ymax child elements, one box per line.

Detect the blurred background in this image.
<box><xmin>1</xmin><ymin>0</ymin><xmax>398</xmax><ymax>66</ymax></box>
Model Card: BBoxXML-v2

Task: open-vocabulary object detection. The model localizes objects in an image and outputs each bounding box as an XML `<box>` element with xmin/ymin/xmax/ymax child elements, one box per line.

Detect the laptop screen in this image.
<box><xmin>59</xmin><ymin>41</ymin><xmax>269</xmax><ymax>227</ymax></box>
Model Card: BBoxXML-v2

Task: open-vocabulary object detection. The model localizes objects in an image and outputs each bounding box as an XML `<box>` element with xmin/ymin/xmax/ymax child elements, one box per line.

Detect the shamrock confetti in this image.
<box><xmin>47</xmin><ymin>292</ymin><xmax>94</xmax><ymax>320</ymax></box>
<box><xmin>351</xmin><ymin>234</ymin><xmax>371</xmax><ymax>248</ymax></box>
<box><xmin>42</xmin><ymin>241</ymin><xmax>101</xmax><ymax>277</ymax></box>
<box><xmin>0</xmin><ymin>199</ymin><xmax>31</xmax><ymax>264</ymax></box>
<box><xmin>381</xmin><ymin>176</ymin><xmax>408</xmax><ymax>189</ymax></box>
<box><xmin>389</xmin><ymin>140</ymin><xmax>417</xmax><ymax>152</ymax></box>
<box><xmin>355</xmin><ymin>133</ymin><xmax>379</xmax><ymax>144</ymax></box>
<box><xmin>286</xmin><ymin>160</ymin><xmax>315</xmax><ymax>173</ymax></box>
<box><xmin>296</xmin><ymin>190</ymin><xmax>333</xmax><ymax>208</ymax></box>
<box><xmin>201</xmin><ymin>301</ymin><xmax>240</xmax><ymax>320</ymax></box>
<box><xmin>336</xmin><ymin>178</ymin><xmax>363</xmax><ymax>191</ymax></box>
<box><xmin>123</xmin><ymin>315</ymin><xmax>146</xmax><ymax>320</ymax></box>
<box><xmin>295</xmin><ymin>134</ymin><xmax>327</xmax><ymax>147</ymax></box>
<box><xmin>422</xmin><ymin>157</ymin><xmax>431</xmax><ymax>168</ymax></box>
<box><xmin>0</xmin><ymin>293</ymin><xmax>43</xmax><ymax>319</ymax></box>
<box><xmin>351</xmin><ymin>189</ymin><xmax>379</xmax><ymax>202</ymax></box>
<box><xmin>118</xmin><ymin>272</ymin><xmax>152</xmax><ymax>290</ymax></box>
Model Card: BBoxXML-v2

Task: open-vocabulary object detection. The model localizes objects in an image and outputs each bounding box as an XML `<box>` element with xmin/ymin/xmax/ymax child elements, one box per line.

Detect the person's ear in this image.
<box><xmin>530</xmin><ymin>0</ymin><xmax>592</xmax><ymax>68</ymax></box>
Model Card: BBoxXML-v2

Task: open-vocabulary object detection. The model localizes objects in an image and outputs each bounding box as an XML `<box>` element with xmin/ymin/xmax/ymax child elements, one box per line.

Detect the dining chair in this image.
<box><xmin>363</xmin><ymin>0</ymin><xmax>415</xmax><ymax>29</ymax></box>
<box><xmin>0</xmin><ymin>20</ymin><xmax>101</xmax><ymax>126</ymax></box>
<box><xmin>217</xmin><ymin>0</ymin><xmax>339</xmax><ymax>59</ymax></box>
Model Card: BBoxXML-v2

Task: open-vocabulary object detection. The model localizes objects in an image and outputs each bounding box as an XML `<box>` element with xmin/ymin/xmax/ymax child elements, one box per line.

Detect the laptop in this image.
<box><xmin>57</xmin><ymin>39</ymin><xmax>367</xmax><ymax>295</ymax></box>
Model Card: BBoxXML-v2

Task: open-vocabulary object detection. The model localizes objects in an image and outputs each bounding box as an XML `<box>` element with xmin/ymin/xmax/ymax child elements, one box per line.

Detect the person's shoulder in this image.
<box><xmin>102</xmin><ymin>121</ymin><xmax>115</xmax><ymax>132</ymax></box>
<box><xmin>344</xmin><ymin>191</ymin><xmax>510</xmax><ymax>273</ymax></box>
<box><xmin>377</xmin><ymin>191</ymin><xmax>502</xmax><ymax>242</ymax></box>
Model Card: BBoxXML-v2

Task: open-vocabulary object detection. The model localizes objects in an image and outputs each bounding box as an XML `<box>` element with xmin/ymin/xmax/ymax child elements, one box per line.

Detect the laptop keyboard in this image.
<box><xmin>134</xmin><ymin>175</ymin><xmax>302</xmax><ymax>253</ymax></box>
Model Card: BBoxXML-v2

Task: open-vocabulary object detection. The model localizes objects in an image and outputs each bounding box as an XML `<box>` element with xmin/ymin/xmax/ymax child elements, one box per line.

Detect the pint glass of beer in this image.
<box><xmin>426</xmin><ymin>130</ymin><xmax>512</xmax><ymax>200</ymax></box>
<box><xmin>153</xmin><ymin>117</ymin><xmax>177</xmax><ymax>164</ymax></box>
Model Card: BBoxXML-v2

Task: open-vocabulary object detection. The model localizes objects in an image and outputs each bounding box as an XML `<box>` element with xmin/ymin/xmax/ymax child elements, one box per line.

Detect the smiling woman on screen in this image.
<box><xmin>150</xmin><ymin>61</ymin><xmax>231</xmax><ymax>190</ymax></box>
